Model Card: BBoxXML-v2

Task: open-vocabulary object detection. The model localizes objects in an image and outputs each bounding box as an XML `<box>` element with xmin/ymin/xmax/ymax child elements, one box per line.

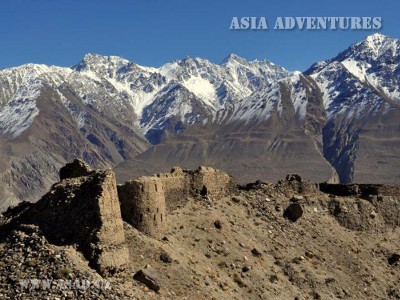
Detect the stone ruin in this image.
<box><xmin>118</xmin><ymin>177</ymin><xmax>167</xmax><ymax>239</ymax></box>
<box><xmin>276</xmin><ymin>173</ymin><xmax>319</xmax><ymax>195</ymax></box>
<box><xmin>4</xmin><ymin>160</ymin><xmax>237</xmax><ymax>275</ymax></box>
<box><xmin>3</xmin><ymin>158</ymin><xmax>400</xmax><ymax>278</ymax></box>
<box><xmin>117</xmin><ymin>166</ymin><xmax>237</xmax><ymax>238</ymax></box>
<box><xmin>191</xmin><ymin>166</ymin><xmax>237</xmax><ymax>199</ymax></box>
<box><xmin>319</xmin><ymin>182</ymin><xmax>400</xmax><ymax>229</ymax></box>
<box><xmin>16</xmin><ymin>160</ymin><xmax>129</xmax><ymax>276</ymax></box>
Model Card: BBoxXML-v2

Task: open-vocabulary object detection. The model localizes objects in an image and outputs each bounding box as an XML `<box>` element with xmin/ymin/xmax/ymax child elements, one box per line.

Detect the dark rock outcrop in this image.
<box><xmin>388</xmin><ymin>253</ymin><xmax>400</xmax><ymax>266</ymax></box>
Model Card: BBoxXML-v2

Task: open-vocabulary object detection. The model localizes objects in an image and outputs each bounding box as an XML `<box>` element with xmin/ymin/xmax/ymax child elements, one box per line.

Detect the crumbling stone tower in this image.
<box><xmin>118</xmin><ymin>177</ymin><xmax>166</xmax><ymax>238</ymax></box>
<box><xmin>19</xmin><ymin>160</ymin><xmax>130</xmax><ymax>275</ymax></box>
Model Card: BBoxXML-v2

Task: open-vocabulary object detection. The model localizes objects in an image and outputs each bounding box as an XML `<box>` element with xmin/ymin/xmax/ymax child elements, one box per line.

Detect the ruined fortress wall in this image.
<box><xmin>118</xmin><ymin>166</ymin><xmax>237</xmax><ymax>238</ymax></box>
<box><xmin>21</xmin><ymin>169</ymin><xmax>129</xmax><ymax>275</ymax></box>
<box><xmin>118</xmin><ymin>177</ymin><xmax>166</xmax><ymax>239</ymax></box>
<box><xmin>191</xmin><ymin>166</ymin><xmax>237</xmax><ymax>198</ymax></box>
<box><xmin>59</xmin><ymin>159</ymin><xmax>93</xmax><ymax>180</ymax></box>
<box><xmin>154</xmin><ymin>166</ymin><xmax>237</xmax><ymax>209</ymax></box>
<box><xmin>320</xmin><ymin>182</ymin><xmax>400</xmax><ymax>228</ymax></box>
<box><xmin>156</xmin><ymin>169</ymin><xmax>191</xmax><ymax>212</ymax></box>
<box><xmin>118</xmin><ymin>182</ymin><xmax>136</xmax><ymax>227</ymax></box>
<box><xmin>94</xmin><ymin>171</ymin><xmax>130</xmax><ymax>274</ymax></box>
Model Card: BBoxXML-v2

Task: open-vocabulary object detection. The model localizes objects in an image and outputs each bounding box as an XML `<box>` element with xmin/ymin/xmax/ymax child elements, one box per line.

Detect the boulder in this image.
<box><xmin>283</xmin><ymin>203</ymin><xmax>304</xmax><ymax>222</ymax></box>
<box><xmin>251</xmin><ymin>248</ymin><xmax>262</xmax><ymax>257</ymax></box>
<box><xmin>214</xmin><ymin>220</ymin><xmax>223</xmax><ymax>230</ymax></box>
<box><xmin>133</xmin><ymin>265</ymin><xmax>161</xmax><ymax>292</ymax></box>
<box><xmin>286</xmin><ymin>174</ymin><xmax>302</xmax><ymax>182</ymax></box>
<box><xmin>160</xmin><ymin>252</ymin><xmax>173</xmax><ymax>264</ymax></box>
<box><xmin>388</xmin><ymin>253</ymin><xmax>400</xmax><ymax>266</ymax></box>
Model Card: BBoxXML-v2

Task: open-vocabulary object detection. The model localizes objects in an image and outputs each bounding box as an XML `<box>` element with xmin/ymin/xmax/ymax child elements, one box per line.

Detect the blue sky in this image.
<box><xmin>1</xmin><ymin>0</ymin><xmax>399</xmax><ymax>71</ymax></box>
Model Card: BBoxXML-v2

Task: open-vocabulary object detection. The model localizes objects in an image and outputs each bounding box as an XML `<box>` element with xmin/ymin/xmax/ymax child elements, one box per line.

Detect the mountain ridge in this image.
<box><xmin>0</xmin><ymin>33</ymin><xmax>399</xmax><ymax>210</ymax></box>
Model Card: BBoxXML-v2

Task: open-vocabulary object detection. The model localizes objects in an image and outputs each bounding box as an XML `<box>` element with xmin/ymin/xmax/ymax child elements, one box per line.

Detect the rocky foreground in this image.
<box><xmin>0</xmin><ymin>161</ymin><xmax>399</xmax><ymax>299</ymax></box>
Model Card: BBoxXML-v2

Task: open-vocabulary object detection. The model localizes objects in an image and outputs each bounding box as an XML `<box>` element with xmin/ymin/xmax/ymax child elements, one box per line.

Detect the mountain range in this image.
<box><xmin>0</xmin><ymin>33</ymin><xmax>399</xmax><ymax>210</ymax></box>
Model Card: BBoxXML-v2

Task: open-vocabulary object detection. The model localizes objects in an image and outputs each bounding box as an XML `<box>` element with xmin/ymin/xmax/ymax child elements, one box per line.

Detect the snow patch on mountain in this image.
<box><xmin>228</xmin><ymin>82</ymin><xmax>281</xmax><ymax>123</ymax></box>
<box><xmin>181</xmin><ymin>75</ymin><xmax>217</xmax><ymax>108</ymax></box>
<box><xmin>288</xmin><ymin>74</ymin><xmax>308</xmax><ymax>119</ymax></box>
<box><xmin>158</xmin><ymin>62</ymin><xmax>179</xmax><ymax>79</ymax></box>
<box><xmin>340</xmin><ymin>59</ymin><xmax>369</xmax><ymax>82</ymax></box>
<box><xmin>310</xmin><ymin>61</ymin><xmax>348</xmax><ymax>113</ymax></box>
<box><xmin>0</xmin><ymin>63</ymin><xmax>72</xmax><ymax>138</ymax></box>
<box><xmin>0</xmin><ymin>77</ymin><xmax>42</xmax><ymax>138</ymax></box>
<box><xmin>364</xmin><ymin>33</ymin><xmax>393</xmax><ymax>58</ymax></box>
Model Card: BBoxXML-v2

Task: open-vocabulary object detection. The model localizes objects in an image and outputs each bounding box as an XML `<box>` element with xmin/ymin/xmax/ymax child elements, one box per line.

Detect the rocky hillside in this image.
<box><xmin>0</xmin><ymin>160</ymin><xmax>399</xmax><ymax>299</ymax></box>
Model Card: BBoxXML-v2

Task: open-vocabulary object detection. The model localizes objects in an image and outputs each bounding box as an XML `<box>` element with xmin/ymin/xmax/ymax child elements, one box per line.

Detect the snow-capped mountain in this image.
<box><xmin>72</xmin><ymin>53</ymin><xmax>288</xmax><ymax>143</ymax></box>
<box><xmin>116</xmin><ymin>33</ymin><xmax>400</xmax><ymax>185</ymax></box>
<box><xmin>302</xmin><ymin>33</ymin><xmax>400</xmax><ymax>183</ymax></box>
<box><xmin>307</xmin><ymin>33</ymin><xmax>400</xmax><ymax>108</ymax></box>
<box><xmin>0</xmin><ymin>52</ymin><xmax>289</xmax><ymax>208</ymax></box>
<box><xmin>0</xmin><ymin>53</ymin><xmax>288</xmax><ymax>143</ymax></box>
<box><xmin>218</xmin><ymin>72</ymin><xmax>308</xmax><ymax>124</ymax></box>
<box><xmin>0</xmin><ymin>33</ymin><xmax>399</xmax><ymax>210</ymax></box>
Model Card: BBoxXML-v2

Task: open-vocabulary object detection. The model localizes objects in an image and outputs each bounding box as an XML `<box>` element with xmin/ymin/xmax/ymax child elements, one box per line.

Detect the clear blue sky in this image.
<box><xmin>0</xmin><ymin>0</ymin><xmax>399</xmax><ymax>71</ymax></box>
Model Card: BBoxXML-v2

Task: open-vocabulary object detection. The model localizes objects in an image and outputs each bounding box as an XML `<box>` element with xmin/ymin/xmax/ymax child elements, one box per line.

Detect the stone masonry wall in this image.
<box><xmin>19</xmin><ymin>169</ymin><xmax>129</xmax><ymax>275</ymax></box>
<box><xmin>118</xmin><ymin>166</ymin><xmax>237</xmax><ymax>238</ymax></box>
<box><xmin>93</xmin><ymin>171</ymin><xmax>130</xmax><ymax>274</ymax></box>
<box><xmin>155</xmin><ymin>167</ymin><xmax>191</xmax><ymax>212</ymax></box>
<box><xmin>118</xmin><ymin>176</ymin><xmax>167</xmax><ymax>239</ymax></box>
<box><xmin>191</xmin><ymin>166</ymin><xmax>237</xmax><ymax>198</ymax></box>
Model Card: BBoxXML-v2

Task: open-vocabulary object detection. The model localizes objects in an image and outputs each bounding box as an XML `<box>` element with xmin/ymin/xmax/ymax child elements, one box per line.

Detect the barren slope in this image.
<box><xmin>0</xmin><ymin>176</ymin><xmax>399</xmax><ymax>299</ymax></box>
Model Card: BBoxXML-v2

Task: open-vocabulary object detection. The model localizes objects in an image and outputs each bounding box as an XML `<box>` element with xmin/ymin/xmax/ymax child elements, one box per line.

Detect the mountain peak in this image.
<box><xmin>355</xmin><ymin>32</ymin><xmax>399</xmax><ymax>60</ymax></box>
<box><xmin>82</xmin><ymin>52</ymin><xmax>103</xmax><ymax>60</ymax></box>
<box><xmin>80</xmin><ymin>53</ymin><xmax>129</xmax><ymax>65</ymax></box>
<box><xmin>330</xmin><ymin>33</ymin><xmax>398</xmax><ymax>64</ymax></box>
<box><xmin>72</xmin><ymin>53</ymin><xmax>132</xmax><ymax>73</ymax></box>
<box><xmin>222</xmin><ymin>53</ymin><xmax>248</xmax><ymax>65</ymax></box>
<box><xmin>364</xmin><ymin>32</ymin><xmax>392</xmax><ymax>48</ymax></box>
<box><xmin>180</xmin><ymin>56</ymin><xmax>208</xmax><ymax>64</ymax></box>
<box><xmin>365</xmin><ymin>32</ymin><xmax>388</xmax><ymax>42</ymax></box>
